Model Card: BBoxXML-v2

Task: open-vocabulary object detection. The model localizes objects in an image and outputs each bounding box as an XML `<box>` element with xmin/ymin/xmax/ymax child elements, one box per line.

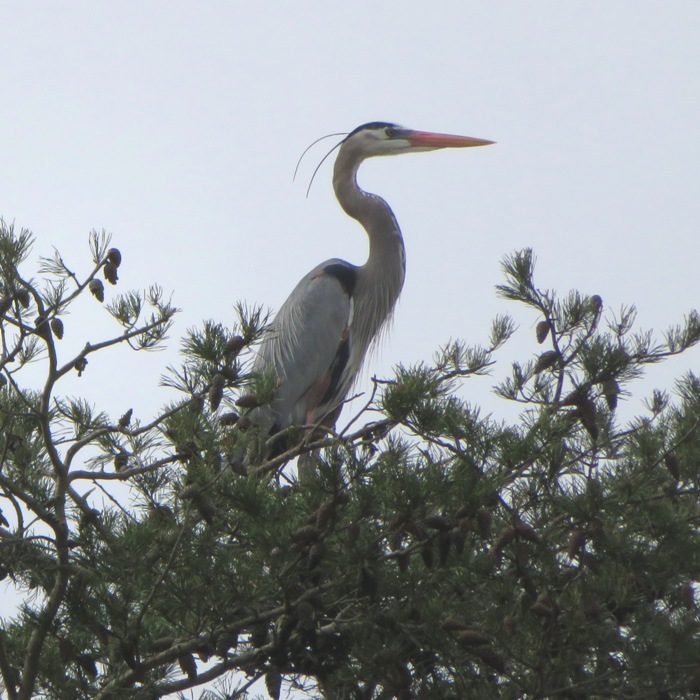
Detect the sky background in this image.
<box><xmin>1</xmin><ymin>2</ymin><xmax>698</xmax><ymax>429</ymax></box>
<box><xmin>0</xmin><ymin>2</ymin><xmax>698</xmax><ymax>697</ymax></box>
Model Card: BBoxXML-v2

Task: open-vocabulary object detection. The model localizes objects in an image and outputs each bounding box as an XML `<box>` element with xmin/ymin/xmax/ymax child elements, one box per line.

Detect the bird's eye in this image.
<box><xmin>384</xmin><ymin>126</ymin><xmax>396</xmax><ymax>138</ymax></box>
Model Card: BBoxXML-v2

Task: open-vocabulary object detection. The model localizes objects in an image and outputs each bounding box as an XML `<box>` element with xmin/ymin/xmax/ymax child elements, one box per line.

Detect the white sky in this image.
<box><xmin>1</xmin><ymin>2</ymin><xmax>699</xmax><ymax>421</ymax></box>
<box><xmin>0</xmin><ymin>4</ymin><xmax>698</xmax><ymax>697</ymax></box>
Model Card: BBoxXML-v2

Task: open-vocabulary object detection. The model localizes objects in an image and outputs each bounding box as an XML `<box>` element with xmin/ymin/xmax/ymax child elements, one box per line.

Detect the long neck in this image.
<box><xmin>332</xmin><ymin>148</ymin><xmax>406</xmax><ymax>344</ymax></box>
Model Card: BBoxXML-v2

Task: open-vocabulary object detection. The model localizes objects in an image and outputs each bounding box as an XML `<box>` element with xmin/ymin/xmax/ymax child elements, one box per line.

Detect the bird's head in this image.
<box><xmin>342</xmin><ymin>121</ymin><xmax>494</xmax><ymax>159</ymax></box>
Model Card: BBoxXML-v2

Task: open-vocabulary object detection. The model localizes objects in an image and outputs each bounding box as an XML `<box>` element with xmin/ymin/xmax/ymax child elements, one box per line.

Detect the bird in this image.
<box><xmin>251</xmin><ymin>121</ymin><xmax>493</xmax><ymax>455</ymax></box>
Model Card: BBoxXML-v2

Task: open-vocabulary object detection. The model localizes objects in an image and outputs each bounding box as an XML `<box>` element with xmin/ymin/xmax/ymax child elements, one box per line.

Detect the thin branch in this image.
<box><xmin>54</xmin><ymin>315</ymin><xmax>172</xmax><ymax>380</ymax></box>
<box><xmin>63</xmin><ymin>394</ymin><xmax>202</xmax><ymax>470</ymax></box>
<box><xmin>18</xmin><ymin>492</ymin><xmax>69</xmax><ymax>700</ymax></box>
<box><xmin>339</xmin><ymin>381</ymin><xmax>380</xmax><ymax>436</ymax></box>
<box><xmin>0</xmin><ymin>631</ymin><xmax>19</xmax><ymax>700</ymax></box>
<box><xmin>253</xmin><ymin>418</ymin><xmax>395</xmax><ymax>478</ymax></box>
<box><xmin>67</xmin><ymin>453</ymin><xmax>185</xmax><ymax>483</ymax></box>
<box><xmin>0</xmin><ymin>472</ymin><xmax>58</xmax><ymax>527</ymax></box>
<box><xmin>93</xmin><ymin>582</ymin><xmax>342</xmax><ymax>698</ymax></box>
<box><xmin>65</xmin><ymin>485</ymin><xmax>114</xmax><ymax>543</ymax></box>
<box><xmin>133</xmin><ymin>513</ymin><xmax>191</xmax><ymax>634</ymax></box>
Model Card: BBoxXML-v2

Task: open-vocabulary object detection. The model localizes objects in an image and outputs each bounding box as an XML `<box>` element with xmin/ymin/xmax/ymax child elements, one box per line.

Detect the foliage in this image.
<box><xmin>1</xmin><ymin>225</ymin><xmax>700</xmax><ymax>699</ymax></box>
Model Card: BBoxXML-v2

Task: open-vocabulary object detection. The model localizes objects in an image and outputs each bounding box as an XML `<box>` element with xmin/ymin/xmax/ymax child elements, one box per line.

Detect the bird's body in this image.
<box><xmin>252</xmin><ymin>122</ymin><xmax>492</xmax><ymax>449</ymax></box>
<box><xmin>253</xmin><ymin>257</ymin><xmax>359</xmax><ymax>432</ymax></box>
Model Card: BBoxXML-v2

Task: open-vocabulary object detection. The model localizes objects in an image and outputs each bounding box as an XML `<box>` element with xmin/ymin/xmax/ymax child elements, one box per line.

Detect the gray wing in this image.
<box><xmin>253</xmin><ymin>259</ymin><xmax>356</xmax><ymax>431</ymax></box>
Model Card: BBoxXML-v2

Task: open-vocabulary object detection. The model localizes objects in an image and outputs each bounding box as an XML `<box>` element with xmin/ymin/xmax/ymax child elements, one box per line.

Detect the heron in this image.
<box><xmin>251</xmin><ymin>121</ymin><xmax>493</xmax><ymax>454</ymax></box>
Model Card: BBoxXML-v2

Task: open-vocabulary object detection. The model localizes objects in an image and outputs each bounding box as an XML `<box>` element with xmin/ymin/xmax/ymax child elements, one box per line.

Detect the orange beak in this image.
<box><xmin>407</xmin><ymin>131</ymin><xmax>495</xmax><ymax>148</ymax></box>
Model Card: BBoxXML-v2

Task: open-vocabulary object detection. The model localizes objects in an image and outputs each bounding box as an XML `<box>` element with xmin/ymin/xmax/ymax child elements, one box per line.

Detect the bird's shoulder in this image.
<box><xmin>278</xmin><ymin>258</ymin><xmax>355</xmax><ymax>333</ymax></box>
<box><xmin>297</xmin><ymin>258</ymin><xmax>357</xmax><ymax>293</ymax></box>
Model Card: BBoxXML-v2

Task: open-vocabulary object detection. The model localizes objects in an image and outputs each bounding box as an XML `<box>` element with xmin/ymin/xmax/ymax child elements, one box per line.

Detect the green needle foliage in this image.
<box><xmin>1</xmin><ymin>224</ymin><xmax>700</xmax><ymax>700</ymax></box>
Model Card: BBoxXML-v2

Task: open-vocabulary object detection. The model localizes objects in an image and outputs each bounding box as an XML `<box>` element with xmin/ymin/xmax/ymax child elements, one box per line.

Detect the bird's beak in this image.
<box><xmin>407</xmin><ymin>131</ymin><xmax>495</xmax><ymax>149</ymax></box>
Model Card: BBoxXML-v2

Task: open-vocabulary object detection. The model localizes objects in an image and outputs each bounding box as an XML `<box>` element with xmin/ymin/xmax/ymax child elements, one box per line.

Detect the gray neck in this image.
<box><xmin>333</xmin><ymin>147</ymin><xmax>406</xmax><ymax>348</ymax></box>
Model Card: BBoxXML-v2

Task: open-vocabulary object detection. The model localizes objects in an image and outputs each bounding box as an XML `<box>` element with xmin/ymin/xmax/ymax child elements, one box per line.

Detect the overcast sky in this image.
<box><xmin>1</xmin><ymin>2</ymin><xmax>699</xmax><ymax>425</ymax></box>
<box><xmin>1</xmin><ymin>3</ymin><xmax>699</xmax><ymax>697</ymax></box>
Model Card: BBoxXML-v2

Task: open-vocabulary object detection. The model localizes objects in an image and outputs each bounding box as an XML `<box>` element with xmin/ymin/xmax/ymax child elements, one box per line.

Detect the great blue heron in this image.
<box><xmin>252</xmin><ymin>121</ymin><xmax>493</xmax><ymax>452</ymax></box>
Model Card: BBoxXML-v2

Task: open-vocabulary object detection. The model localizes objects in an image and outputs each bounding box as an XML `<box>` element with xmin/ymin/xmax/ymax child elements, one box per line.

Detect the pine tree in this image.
<box><xmin>1</xmin><ymin>222</ymin><xmax>700</xmax><ymax>699</ymax></box>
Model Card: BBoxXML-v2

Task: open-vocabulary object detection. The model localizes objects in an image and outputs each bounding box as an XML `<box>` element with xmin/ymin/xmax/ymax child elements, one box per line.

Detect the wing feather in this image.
<box><xmin>253</xmin><ymin>259</ymin><xmax>355</xmax><ymax>429</ymax></box>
